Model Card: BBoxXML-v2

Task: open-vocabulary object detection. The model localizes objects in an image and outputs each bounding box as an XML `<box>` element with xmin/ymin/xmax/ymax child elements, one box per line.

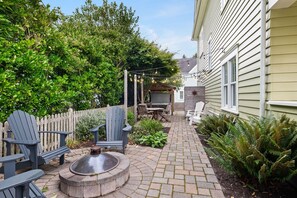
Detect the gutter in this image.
<box><xmin>192</xmin><ymin>0</ymin><xmax>202</xmax><ymax>40</ymax></box>
<box><xmin>259</xmin><ymin>0</ymin><xmax>267</xmax><ymax>117</ymax></box>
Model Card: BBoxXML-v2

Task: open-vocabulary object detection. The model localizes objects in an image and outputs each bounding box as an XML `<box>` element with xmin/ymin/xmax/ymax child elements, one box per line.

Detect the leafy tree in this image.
<box><xmin>0</xmin><ymin>0</ymin><xmax>179</xmax><ymax>122</ymax></box>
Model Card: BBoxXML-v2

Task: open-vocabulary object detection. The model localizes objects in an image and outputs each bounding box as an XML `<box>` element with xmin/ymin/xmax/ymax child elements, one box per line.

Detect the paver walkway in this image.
<box><xmin>2</xmin><ymin>115</ymin><xmax>225</xmax><ymax>198</ymax></box>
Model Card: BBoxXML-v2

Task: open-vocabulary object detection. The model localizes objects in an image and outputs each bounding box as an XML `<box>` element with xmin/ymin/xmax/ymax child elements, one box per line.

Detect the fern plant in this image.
<box><xmin>197</xmin><ymin>113</ymin><xmax>237</xmax><ymax>137</ymax></box>
<box><xmin>207</xmin><ymin>115</ymin><xmax>297</xmax><ymax>184</ymax></box>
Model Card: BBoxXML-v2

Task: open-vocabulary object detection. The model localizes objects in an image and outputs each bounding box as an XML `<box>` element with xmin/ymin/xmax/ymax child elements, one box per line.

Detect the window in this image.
<box><xmin>179</xmin><ymin>91</ymin><xmax>184</xmax><ymax>100</ymax></box>
<box><xmin>208</xmin><ymin>36</ymin><xmax>212</xmax><ymax>70</ymax></box>
<box><xmin>221</xmin><ymin>50</ymin><xmax>238</xmax><ymax>112</ymax></box>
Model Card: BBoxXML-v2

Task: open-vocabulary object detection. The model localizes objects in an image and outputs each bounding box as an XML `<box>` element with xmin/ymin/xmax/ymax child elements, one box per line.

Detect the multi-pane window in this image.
<box><xmin>222</xmin><ymin>54</ymin><xmax>237</xmax><ymax>111</ymax></box>
<box><xmin>179</xmin><ymin>91</ymin><xmax>184</xmax><ymax>100</ymax></box>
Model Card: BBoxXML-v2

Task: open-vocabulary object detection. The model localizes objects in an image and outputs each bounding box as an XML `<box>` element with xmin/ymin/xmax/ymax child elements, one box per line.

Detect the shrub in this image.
<box><xmin>128</xmin><ymin>127</ymin><xmax>149</xmax><ymax>145</ymax></box>
<box><xmin>129</xmin><ymin>118</ymin><xmax>167</xmax><ymax>148</ymax></box>
<box><xmin>66</xmin><ymin>139</ymin><xmax>80</xmax><ymax>149</ymax></box>
<box><xmin>206</xmin><ymin>115</ymin><xmax>297</xmax><ymax>184</ymax></box>
<box><xmin>139</xmin><ymin>131</ymin><xmax>168</xmax><ymax>148</ymax></box>
<box><xmin>127</xmin><ymin>111</ymin><xmax>136</xmax><ymax>127</ymax></box>
<box><xmin>75</xmin><ymin>112</ymin><xmax>105</xmax><ymax>141</ymax></box>
<box><xmin>139</xmin><ymin>118</ymin><xmax>163</xmax><ymax>134</ymax></box>
<box><xmin>197</xmin><ymin>113</ymin><xmax>237</xmax><ymax>137</ymax></box>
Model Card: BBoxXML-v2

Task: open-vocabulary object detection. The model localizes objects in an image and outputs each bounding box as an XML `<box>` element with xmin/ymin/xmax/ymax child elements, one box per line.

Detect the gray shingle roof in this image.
<box><xmin>177</xmin><ymin>57</ymin><xmax>197</xmax><ymax>73</ymax></box>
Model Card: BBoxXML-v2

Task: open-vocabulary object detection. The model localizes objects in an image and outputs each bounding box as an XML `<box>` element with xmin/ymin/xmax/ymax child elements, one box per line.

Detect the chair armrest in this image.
<box><xmin>3</xmin><ymin>138</ymin><xmax>40</xmax><ymax>145</ymax></box>
<box><xmin>39</xmin><ymin>131</ymin><xmax>72</xmax><ymax>135</ymax></box>
<box><xmin>0</xmin><ymin>169</ymin><xmax>44</xmax><ymax>191</ymax></box>
<box><xmin>123</xmin><ymin>124</ymin><xmax>132</xmax><ymax>133</ymax></box>
<box><xmin>90</xmin><ymin>124</ymin><xmax>106</xmax><ymax>133</ymax></box>
<box><xmin>90</xmin><ymin>123</ymin><xmax>106</xmax><ymax>144</ymax></box>
<box><xmin>0</xmin><ymin>154</ymin><xmax>24</xmax><ymax>163</ymax></box>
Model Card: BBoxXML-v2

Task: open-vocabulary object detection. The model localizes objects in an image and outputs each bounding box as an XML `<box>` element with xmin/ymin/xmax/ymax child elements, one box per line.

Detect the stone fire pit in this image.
<box><xmin>59</xmin><ymin>151</ymin><xmax>129</xmax><ymax>197</ymax></box>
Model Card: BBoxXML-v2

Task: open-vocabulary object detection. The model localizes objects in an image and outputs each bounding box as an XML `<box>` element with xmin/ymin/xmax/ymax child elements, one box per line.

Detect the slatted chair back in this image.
<box><xmin>138</xmin><ymin>104</ymin><xmax>148</xmax><ymax>115</ymax></box>
<box><xmin>194</xmin><ymin>101</ymin><xmax>205</xmax><ymax>116</ymax></box>
<box><xmin>7</xmin><ymin>110</ymin><xmax>42</xmax><ymax>158</ymax></box>
<box><xmin>105</xmin><ymin>107</ymin><xmax>125</xmax><ymax>141</ymax></box>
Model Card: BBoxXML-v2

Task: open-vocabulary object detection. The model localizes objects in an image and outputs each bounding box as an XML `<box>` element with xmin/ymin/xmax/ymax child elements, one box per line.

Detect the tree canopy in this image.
<box><xmin>0</xmin><ymin>0</ymin><xmax>179</xmax><ymax>122</ymax></box>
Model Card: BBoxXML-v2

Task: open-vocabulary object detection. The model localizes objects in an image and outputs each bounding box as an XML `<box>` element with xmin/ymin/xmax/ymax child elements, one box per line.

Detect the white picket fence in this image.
<box><xmin>0</xmin><ymin>105</ymin><xmax>124</xmax><ymax>157</ymax></box>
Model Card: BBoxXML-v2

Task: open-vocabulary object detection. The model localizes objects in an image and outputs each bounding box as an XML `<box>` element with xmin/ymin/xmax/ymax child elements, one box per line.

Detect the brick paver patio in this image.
<box><xmin>4</xmin><ymin>115</ymin><xmax>225</xmax><ymax>198</ymax></box>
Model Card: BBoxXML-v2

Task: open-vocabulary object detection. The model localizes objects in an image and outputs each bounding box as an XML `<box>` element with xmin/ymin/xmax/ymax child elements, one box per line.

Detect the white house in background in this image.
<box><xmin>174</xmin><ymin>57</ymin><xmax>197</xmax><ymax>110</ymax></box>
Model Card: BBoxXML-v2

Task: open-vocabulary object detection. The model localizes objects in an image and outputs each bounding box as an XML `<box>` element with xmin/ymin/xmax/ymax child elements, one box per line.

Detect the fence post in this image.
<box><xmin>68</xmin><ymin>108</ymin><xmax>74</xmax><ymax>139</ymax></box>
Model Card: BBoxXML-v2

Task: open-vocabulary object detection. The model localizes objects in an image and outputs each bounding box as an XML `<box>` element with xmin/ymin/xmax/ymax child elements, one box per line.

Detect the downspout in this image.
<box><xmin>260</xmin><ymin>0</ymin><xmax>267</xmax><ymax>117</ymax></box>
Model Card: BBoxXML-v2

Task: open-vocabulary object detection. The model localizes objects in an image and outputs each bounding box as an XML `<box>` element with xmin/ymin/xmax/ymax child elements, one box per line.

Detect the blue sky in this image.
<box><xmin>42</xmin><ymin>0</ymin><xmax>197</xmax><ymax>59</ymax></box>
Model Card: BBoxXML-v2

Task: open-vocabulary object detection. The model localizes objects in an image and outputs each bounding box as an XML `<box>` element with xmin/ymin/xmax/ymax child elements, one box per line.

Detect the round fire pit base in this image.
<box><xmin>59</xmin><ymin>152</ymin><xmax>129</xmax><ymax>198</ymax></box>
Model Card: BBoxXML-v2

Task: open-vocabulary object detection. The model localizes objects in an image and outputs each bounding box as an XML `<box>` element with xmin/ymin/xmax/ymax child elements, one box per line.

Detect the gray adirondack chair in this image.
<box><xmin>3</xmin><ymin>110</ymin><xmax>71</xmax><ymax>170</ymax></box>
<box><xmin>90</xmin><ymin>107</ymin><xmax>132</xmax><ymax>154</ymax></box>
<box><xmin>0</xmin><ymin>154</ymin><xmax>45</xmax><ymax>198</ymax></box>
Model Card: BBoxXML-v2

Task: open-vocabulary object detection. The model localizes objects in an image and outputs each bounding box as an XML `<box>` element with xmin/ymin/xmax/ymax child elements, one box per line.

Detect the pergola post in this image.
<box><xmin>134</xmin><ymin>74</ymin><xmax>137</xmax><ymax>123</ymax></box>
<box><xmin>124</xmin><ymin>70</ymin><xmax>128</xmax><ymax>124</ymax></box>
<box><xmin>141</xmin><ymin>79</ymin><xmax>144</xmax><ymax>104</ymax></box>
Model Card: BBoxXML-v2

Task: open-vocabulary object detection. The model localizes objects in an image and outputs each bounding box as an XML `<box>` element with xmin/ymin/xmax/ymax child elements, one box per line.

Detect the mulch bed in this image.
<box><xmin>198</xmin><ymin>133</ymin><xmax>297</xmax><ymax>198</ymax></box>
<box><xmin>163</xmin><ymin>127</ymin><xmax>170</xmax><ymax>134</ymax></box>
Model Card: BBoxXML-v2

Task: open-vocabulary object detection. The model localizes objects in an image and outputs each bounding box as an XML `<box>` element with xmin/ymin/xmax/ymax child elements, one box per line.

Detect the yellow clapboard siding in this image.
<box><xmin>267</xmin><ymin>82</ymin><xmax>297</xmax><ymax>92</ymax></box>
<box><xmin>270</xmin><ymin>54</ymin><xmax>297</xmax><ymax>64</ymax></box>
<box><xmin>270</xmin><ymin>45</ymin><xmax>297</xmax><ymax>55</ymax></box>
<box><xmin>239</xmin><ymin>77</ymin><xmax>260</xmax><ymax>87</ymax></box>
<box><xmin>239</xmin><ymin>54</ymin><xmax>261</xmax><ymax>69</ymax></box>
<box><xmin>239</xmin><ymin>39</ymin><xmax>260</xmax><ymax>59</ymax></box>
<box><xmin>268</xmin><ymin>92</ymin><xmax>297</xmax><ymax>101</ymax></box>
<box><xmin>238</xmin><ymin>106</ymin><xmax>259</xmax><ymax>117</ymax></box>
<box><xmin>269</xmin><ymin>5</ymin><xmax>297</xmax><ymax>102</ymax></box>
<box><xmin>197</xmin><ymin>0</ymin><xmax>261</xmax><ymax>119</ymax></box>
<box><xmin>270</xmin><ymin>35</ymin><xmax>297</xmax><ymax>45</ymax></box>
<box><xmin>239</xmin><ymin>100</ymin><xmax>259</xmax><ymax>109</ymax></box>
<box><xmin>270</xmin><ymin>63</ymin><xmax>297</xmax><ymax>73</ymax></box>
<box><xmin>239</xmin><ymin>93</ymin><xmax>260</xmax><ymax>100</ymax></box>
<box><xmin>270</xmin><ymin>16</ymin><xmax>297</xmax><ymax>28</ymax></box>
<box><xmin>268</xmin><ymin>73</ymin><xmax>297</xmax><ymax>82</ymax></box>
<box><xmin>270</xmin><ymin>26</ymin><xmax>297</xmax><ymax>37</ymax></box>
<box><xmin>239</xmin><ymin>85</ymin><xmax>260</xmax><ymax>94</ymax></box>
<box><xmin>239</xmin><ymin>69</ymin><xmax>260</xmax><ymax>82</ymax></box>
<box><xmin>239</xmin><ymin>62</ymin><xmax>260</xmax><ymax>76</ymax></box>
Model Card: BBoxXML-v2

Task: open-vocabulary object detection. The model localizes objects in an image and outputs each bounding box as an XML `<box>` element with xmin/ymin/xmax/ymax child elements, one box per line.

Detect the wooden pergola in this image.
<box><xmin>148</xmin><ymin>83</ymin><xmax>175</xmax><ymax>115</ymax></box>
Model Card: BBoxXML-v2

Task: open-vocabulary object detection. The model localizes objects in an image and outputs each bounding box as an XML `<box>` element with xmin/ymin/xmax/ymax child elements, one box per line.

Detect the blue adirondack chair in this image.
<box><xmin>3</xmin><ymin>110</ymin><xmax>71</xmax><ymax>170</ymax></box>
<box><xmin>0</xmin><ymin>154</ymin><xmax>45</xmax><ymax>198</ymax></box>
<box><xmin>90</xmin><ymin>107</ymin><xmax>132</xmax><ymax>154</ymax></box>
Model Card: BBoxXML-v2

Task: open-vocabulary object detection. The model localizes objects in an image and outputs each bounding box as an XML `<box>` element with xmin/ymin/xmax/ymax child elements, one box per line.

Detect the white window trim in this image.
<box><xmin>220</xmin><ymin>48</ymin><xmax>239</xmax><ymax>114</ymax></box>
<box><xmin>208</xmin><ymin>35</ymin><xmax>212</xmax><ymax>70</ymax></box>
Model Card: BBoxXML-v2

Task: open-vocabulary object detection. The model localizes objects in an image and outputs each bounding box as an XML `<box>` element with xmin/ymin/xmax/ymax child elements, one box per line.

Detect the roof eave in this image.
<box><xmin>192</xmin><ymin>0</ymin><xmax>209</xmax><ymax>41</ymax></box>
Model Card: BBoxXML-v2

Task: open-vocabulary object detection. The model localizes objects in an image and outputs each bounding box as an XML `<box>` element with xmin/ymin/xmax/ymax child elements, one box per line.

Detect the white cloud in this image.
<box><xmin>153</xmin><ymin>4</ymin><xmax>187</xmax><ymax>19</ymax></box>
<box><xmin>139</xmin><ymin>25</ymin><xmax>159</xmax><ymax>41</ymax></box>
<box><xmin>140</xmin><ymin>25</ymin><xmax>196</xmax><ymax>58</ymax></box>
